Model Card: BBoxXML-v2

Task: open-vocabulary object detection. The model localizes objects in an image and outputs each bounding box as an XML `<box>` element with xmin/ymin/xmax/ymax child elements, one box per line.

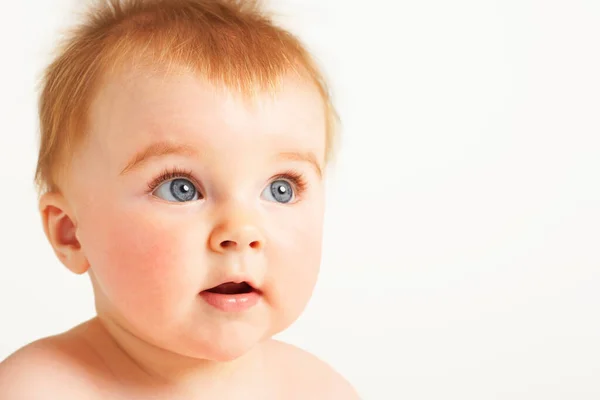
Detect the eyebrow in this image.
<box><xmin>120</xmin><ymin>140</ymin><xmax>323</xmax><ymax>178</ymax></box>
<box><xmin>120</xmin><ymin>141</ymin><xmax>199</xmax><ymax>175</ymax></box>
<box><xmin>276</xmin><ymin>150</ymin><xmax>323</xmax><ymax>178</ymax></box>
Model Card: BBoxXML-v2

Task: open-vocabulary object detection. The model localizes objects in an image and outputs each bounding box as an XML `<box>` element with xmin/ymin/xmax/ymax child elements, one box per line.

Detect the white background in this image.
<box><xmin>1</xmin><ymin>0</ymin><xmax>599</xmax><ymax>399</ymax></box>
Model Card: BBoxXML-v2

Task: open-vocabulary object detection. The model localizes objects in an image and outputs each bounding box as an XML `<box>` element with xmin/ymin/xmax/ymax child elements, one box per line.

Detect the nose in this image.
<box><xmin>208</xmin><ymin>212</ymin><xmax>265</xmax><ymax>253</ymax></box>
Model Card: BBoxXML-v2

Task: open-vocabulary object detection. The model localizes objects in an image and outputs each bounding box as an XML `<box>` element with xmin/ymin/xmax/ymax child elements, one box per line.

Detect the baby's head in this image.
<box><xmin>36</xmin><ymin>0</ymin><xmax>339</xmax><ymax>362</ymax></box>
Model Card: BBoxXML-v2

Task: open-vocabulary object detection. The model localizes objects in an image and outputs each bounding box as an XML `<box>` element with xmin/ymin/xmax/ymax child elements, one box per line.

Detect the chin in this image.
<box><xmin>201</xmin><ymin>338</ymin><xmax>260</xmax><ymax>362</ymax></box>
<box><xmin>182</xmin><ymin>329</ymin><xmax>268</xmax><ymax>363</ymax></box>
<box><xmin>208</xmin><ymin>347</ymin><xmax>251</xmax><ymax>362</ymax></box>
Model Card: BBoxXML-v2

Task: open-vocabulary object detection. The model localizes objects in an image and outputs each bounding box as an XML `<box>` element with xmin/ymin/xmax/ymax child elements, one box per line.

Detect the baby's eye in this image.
<box><xmin>262</xmin><ymin>179</ymin><xmax>294</xmax><ymax>204</ymax></box>
<box><xmin>153</xmin><ymin>178</ymin><xmax>200</xmax><ymax>202</ymax></box>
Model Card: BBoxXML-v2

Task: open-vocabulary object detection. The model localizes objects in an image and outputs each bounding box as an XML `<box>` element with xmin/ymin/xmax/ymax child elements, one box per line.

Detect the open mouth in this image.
<box><xmin>205</xmin><ymin>281</ymin><xmax>256</xmax><ymax>295</ymax></box>
<box><xmin>200</xmin><ymin>281</ymin><xmax>261</xmax><ymax>312</ymax></box>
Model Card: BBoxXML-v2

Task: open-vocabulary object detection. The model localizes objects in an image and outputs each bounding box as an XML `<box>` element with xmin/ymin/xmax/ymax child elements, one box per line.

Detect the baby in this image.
<box><xmin>0</xmin><ymin>0</ymin><xmax>359</xmax><ymax>398</ymax></box>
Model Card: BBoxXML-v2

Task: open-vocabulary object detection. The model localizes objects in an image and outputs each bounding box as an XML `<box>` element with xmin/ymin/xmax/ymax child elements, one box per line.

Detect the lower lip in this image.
<box><xmin>199</xmin><ymin>291</ymin><xmax>261</xmax><ymax>312</ymax></box>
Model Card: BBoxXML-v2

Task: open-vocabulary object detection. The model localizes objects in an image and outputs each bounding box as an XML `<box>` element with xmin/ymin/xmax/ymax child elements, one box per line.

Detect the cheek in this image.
<box><xmin>79</xmin><ymin>203</ymin><xmax>200</xmax><ymax>321</ymax></box>
<box><xmin>268</xmin><ymin>200</ymin><xmax>325</xmax><ymax>323</ymax></box>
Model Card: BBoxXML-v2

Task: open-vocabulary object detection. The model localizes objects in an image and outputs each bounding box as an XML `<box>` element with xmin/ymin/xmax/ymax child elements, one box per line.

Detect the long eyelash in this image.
<box><xmin>146</xmin><ymin>167</ymin><xmax>309</xmax><ymax>197</ymax></box>
<box><xmin>147</xmin><ymin>166</ymin><xmax>195</xmax><ymax>193</ymax></box>
<box><xmin>273</xmin><ymin>169</ymin><xmax>309</xmax><ymax>196</ymax></box>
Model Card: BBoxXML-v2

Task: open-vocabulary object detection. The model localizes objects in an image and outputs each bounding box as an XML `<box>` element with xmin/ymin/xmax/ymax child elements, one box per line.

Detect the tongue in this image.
<box><xmin>207</xmin><ymin>282</ymin><xmax>253</xmax><ymax>295</ymax></box>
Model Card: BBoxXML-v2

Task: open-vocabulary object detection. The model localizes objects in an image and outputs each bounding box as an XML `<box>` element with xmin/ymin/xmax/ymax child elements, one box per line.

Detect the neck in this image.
<box><xmin>79</xmin><ymin>315</ymin><xmax>263</xmax><ymax>395</ymax></box>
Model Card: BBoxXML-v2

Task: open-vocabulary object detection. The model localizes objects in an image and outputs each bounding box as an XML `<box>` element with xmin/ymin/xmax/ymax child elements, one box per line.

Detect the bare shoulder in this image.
<box><xmin>264</xmin><ymin>339</ymin><xmax>361</xmax><ymax>399</ymax></box>
<box><xmin>0</xmin><ymin>333</ymin><xmax>105</xmax><ymax>399</ymax></box>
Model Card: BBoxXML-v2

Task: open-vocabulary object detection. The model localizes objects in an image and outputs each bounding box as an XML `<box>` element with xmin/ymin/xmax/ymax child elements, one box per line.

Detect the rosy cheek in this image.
<box><xmin>82</xmin><ymin>206</ymin><xmax>193</xmax><ymax>316</ymax></box>
<box><xmin>269</xmin><ymin>212</ymin><xmax>323</xmax><ymax>320</ymax></box>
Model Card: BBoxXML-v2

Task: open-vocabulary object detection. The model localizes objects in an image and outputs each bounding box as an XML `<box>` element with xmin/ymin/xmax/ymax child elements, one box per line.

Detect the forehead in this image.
<box><xmin>85</xmin><ymin>65</ymin><xmax>327</xmax><ymax>165</ymax></box>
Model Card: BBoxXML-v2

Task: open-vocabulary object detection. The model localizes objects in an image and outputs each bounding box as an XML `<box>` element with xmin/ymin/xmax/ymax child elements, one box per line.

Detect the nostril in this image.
<box><xmin>221</xmin><ymin>240</ymin><xmax>236</xmax><ymax>249</ymax></box>
<box><xmin>219</xmin><ymin>240</ymin><xmax>261</xmax><ymax>250</ymax></box>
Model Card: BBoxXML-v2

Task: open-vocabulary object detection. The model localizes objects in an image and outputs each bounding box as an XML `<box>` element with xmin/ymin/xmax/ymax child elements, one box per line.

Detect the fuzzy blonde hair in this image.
<box><xmin>35</xmin><ymin>0</ymin><xmax>340</xmax><ymax>195</ymax></box>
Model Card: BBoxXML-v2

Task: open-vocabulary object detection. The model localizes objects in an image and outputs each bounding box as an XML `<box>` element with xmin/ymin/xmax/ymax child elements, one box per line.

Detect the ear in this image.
<box><xmin>39</xmin><ymin>192</ymin><xmax>90</xmax><ymax>275</ymax></box>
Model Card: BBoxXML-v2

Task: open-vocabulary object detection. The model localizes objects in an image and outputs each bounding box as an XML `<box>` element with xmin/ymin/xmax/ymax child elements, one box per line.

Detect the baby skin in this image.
<box><xmin>0</xmin><ymin>66</ymin><xmax>359</xmax><ymax>399</ymax></box>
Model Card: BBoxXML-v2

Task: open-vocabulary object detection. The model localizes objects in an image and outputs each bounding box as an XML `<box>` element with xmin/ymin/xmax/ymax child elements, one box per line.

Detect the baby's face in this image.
<box><xmin>65</xmin><ymin>66</ymin><xmax>326</xmax><ymax>361</ymax></box>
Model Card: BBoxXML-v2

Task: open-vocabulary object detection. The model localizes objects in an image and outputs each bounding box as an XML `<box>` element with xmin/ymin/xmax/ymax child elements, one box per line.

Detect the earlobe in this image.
<box><xmin>39</xmin><ymin>192</ymin><xmax>90</xmax><ymax>275</ymax></box>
